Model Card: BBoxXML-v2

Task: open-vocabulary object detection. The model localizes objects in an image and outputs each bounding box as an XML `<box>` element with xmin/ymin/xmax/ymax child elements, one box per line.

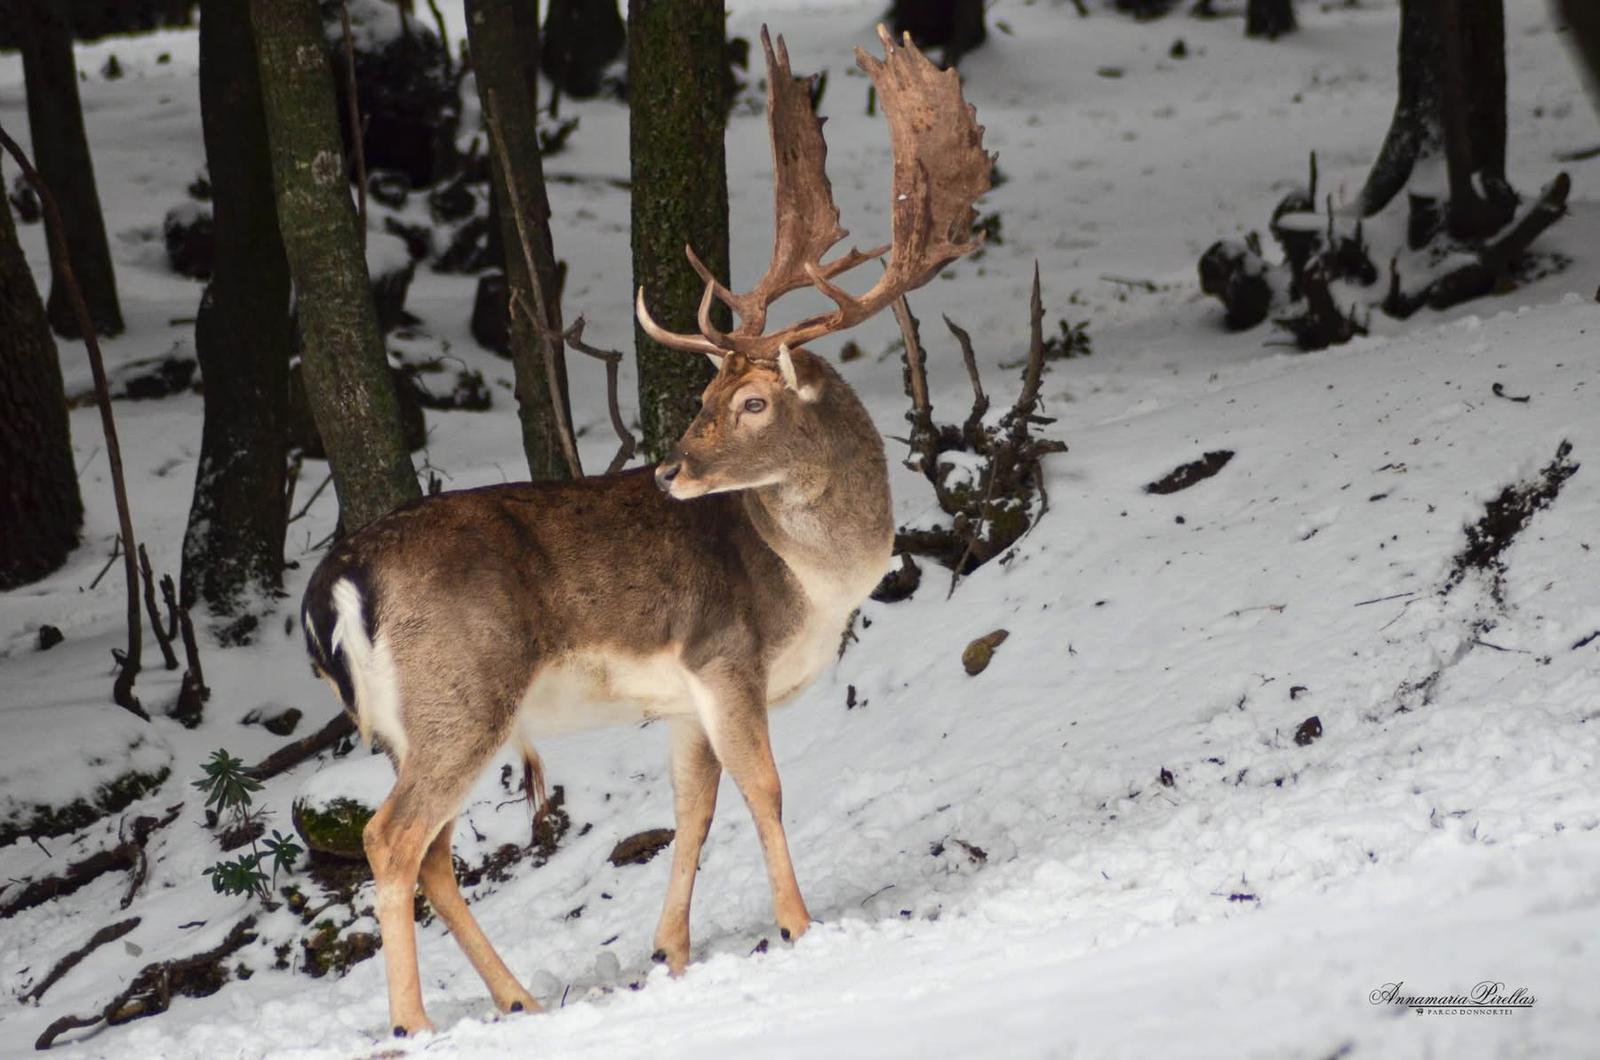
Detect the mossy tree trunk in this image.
<box><xmin>181</xmin><ymin>0</ymin><xmax>293</xmax><ymax>616</ymax></box>
<box><xmin>11</xmin><ymin>0</ymin><xmax>123</xmax><ymax>337</ymax></box>
<box><xmin>0</xmin><ymin>160</ymin><xmax>83</xmax><ymax>589</ymax></box>
<box><xmin>466</xmin><ymin>0</ymin><xmax>573</xmax><ymax>481</ymax></box>
<box><xmin>250</xmin><ymin>0</ymin><xmax>418</xmax><ymax>531</ymax></box>
<box><xmin>628</xmin><ymin>0</ymin><xmax>725</xmax><ymax>461</ymax></box>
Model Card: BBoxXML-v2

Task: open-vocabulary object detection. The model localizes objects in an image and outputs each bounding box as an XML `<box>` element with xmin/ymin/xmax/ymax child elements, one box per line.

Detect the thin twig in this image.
<box><xmin>88</xmin><ymin>536</ymin><xmax>122</xmax><ymax>591</ymax></box>
<box><xmin>160</xmin><ymin>575</ymin><xmax>209</xmax><ymax>703</ymax></box>
<box><xmin>137</xmin><ymin>545</ymin><xmax>179</xmax><ymax>671</ymax></box>
<box><xmin>486</xmin><ymin>91</ymin><xmax>582</xmax><ymax>479</ymax></box>
<box><xmin>338</xmin><ymin>0</ymin><xmax>367</xmax><ymax>241</ymax></box>
<box><xmin>1011</xmin><ymin>262</ymin><xmax>1047</xmax><ymax>428</ymax></box>
<box><xmin>0</xmin><ymin>119</ymin><xmax>145</xmax><ymax>721</ymax></box>
<box><xmin>1353</xmin><ymin>590</ymin><xmax>1416</xmax><ymax>607</ymax></box>
<box><xmin>425</xmin><ymin>0</ymin><xmax>452</xmax><ymax>80</ymax></box>
<box><xmin>891</xmin><ymin>295</ymin><xmax>938</xmax><ymax>470</ymax></box>
<box><xmin>556</xmin><ymin>317</ymin><xmax>638</xmax><ymax>474</ymax></box>
<box><xmin>287</xmin><ymin>472</ymin><xmax>335</xmax><ymax>524</ymax></box>
<box><xmin>942</xmin><ymin>314</ymin><xmax>989</xmax><ymax>448</ymax></box>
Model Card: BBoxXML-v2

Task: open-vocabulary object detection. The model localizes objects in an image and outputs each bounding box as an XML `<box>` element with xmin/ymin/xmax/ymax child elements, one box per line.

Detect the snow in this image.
<box><xmin>3</xmin><ymin>1</ymin><xmax>1600</xmax><ymax>1058</ymax></box>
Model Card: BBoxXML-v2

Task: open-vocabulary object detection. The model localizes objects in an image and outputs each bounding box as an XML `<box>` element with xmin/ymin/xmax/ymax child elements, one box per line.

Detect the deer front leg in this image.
<box><xmin>652</xmin><ymin>720</ymin><xmax>722</xmax><ymax>974</ymax></box>
<box><xmin>685</xmin><ymin>670</ymin><xmax>812</xmax><ymax>945</ymax></box>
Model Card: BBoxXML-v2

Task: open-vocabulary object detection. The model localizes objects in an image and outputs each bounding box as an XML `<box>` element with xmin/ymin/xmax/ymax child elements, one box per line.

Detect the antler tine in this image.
<box><xmin>635</xmin><ymin>286</ymin><xmax>725</xmax><ymax>358</ymax></box>
<box><xmin>715</xmin><ymin>24</ymin><xmax>993</xmax><ymax>358</ymax></box>
<box><xmin>647</xmin><ymin>24</ymin><xmax>990</xmax><ymax>361</ymax></box>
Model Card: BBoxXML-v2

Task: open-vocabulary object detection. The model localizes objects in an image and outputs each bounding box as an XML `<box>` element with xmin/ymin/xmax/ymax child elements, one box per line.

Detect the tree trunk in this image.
<box><xmin>890</xmin><ymin>0</ymin><xmax>987</xmax><ymax>63</ymax></box>
<box><xmin>542</xmin><ymin>0</ymin><xmax>625</xmax><ymax>102</ymax></box>
<box><xmin>1556</xmin><ymin>0</ymin><xmax>1600</xmax><ymax>115</ymax></box>
<box><xmin>1245</xmin><ymin>0</ymin><xmax>1296</xmax><ymax>40</ymax></box>
<box><xmin>466</xmin><ymin>0</ymin><xmax>573</xmax><ymax>482</ymax></box>
<box><xmin>1435</xmin><ymin>0</ymin><xmax>1514</xmax><ymax>239</ymax></box>
<box><xmin>0</xmin><ymin>160</ymin><xmax>83</xmax><ymax>590</ymax></box>
<box><xmin>180</xmin><ymin>0</ymin><xmax>293</xmax><ymax>617</ymax></box>
<box><xmin>1358</xmin><ymin>0</ymin><xmax>1443</xmax><ymax>217</ymax></box>
<box><xmin>249</xmin><ymin>0</ymin><xmax>419</xmax><ymax>532</ymax></box>
<box><xmin>629</xmin><ymin>0</ymin><xmax>725</xmax><ymax>460</ymax></box>
<box><xmin>12</xmin><ymin>0</ymin><xmax>123</xmax><ymax>337</ymax></box>
<box><xmin>1359</xmin><ymin>0</ymin><xmax>1512</xmax><ymax>242</ymax></box>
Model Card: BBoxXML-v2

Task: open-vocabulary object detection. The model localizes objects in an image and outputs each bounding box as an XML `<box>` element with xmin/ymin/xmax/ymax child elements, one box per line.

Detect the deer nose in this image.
<box><xmin>655</xmin><ymin>460</ymin><xmax>682</xmax><ymax>492</ymax></box>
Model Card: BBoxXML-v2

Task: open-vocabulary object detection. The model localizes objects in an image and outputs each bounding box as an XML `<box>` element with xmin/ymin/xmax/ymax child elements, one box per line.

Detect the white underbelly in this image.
<box><xmin>515</xmin><ymin>650</ymin><xmax>697</xmax><ymax>737</ymax></box>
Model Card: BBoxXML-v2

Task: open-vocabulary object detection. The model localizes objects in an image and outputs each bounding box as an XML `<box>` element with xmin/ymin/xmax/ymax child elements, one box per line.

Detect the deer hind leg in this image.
<box><xmin>418</xmin><ymin>819</ymin><xmax>540</xmax><ymax>1014</ymax></box>
<box><xmin>652</xmin><ymin>720</ymin><xmax>722</xmax><ymax>974</ymax></box>
<box><xmin>685</xmin><ymin>670</ymin><xmax>812</xmax><ymax>944</ymax></box>
<box><xmin>365</xmin><ymin>736</ymin><xmax>504</xmax><ymax>1036</ymax></box>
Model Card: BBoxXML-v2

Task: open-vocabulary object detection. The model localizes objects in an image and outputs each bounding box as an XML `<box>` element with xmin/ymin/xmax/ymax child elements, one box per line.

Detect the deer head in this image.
<box><xmin>640</xmin><ymin>24</ymin><xmax>994</xmax><ymax>499</ymax></box>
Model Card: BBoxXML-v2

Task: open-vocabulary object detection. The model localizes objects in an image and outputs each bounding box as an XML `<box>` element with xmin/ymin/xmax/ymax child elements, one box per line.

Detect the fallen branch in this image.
<box><xmin>1</xmin><ymin>809</ymin><xmax>177</xmax><ymax>920</ymax></box>
<box><xmin>1426</xmin><ymin>172</ymin><xmax>1571</xmax><ymax>311</ymax></box>
<box><xmin>21</xmin><ymin>918</ymin><xmax>140</xmax><ymax>1005</ymax></box>
<box><xmin>35</xmin><ymin>917</ymin><xmax>258</xmax><ymax>1050</ymax></box>
<box><xmin>511</xmin><ymin>304</ymin><xmax>640</xmax><ymax>475</ymax></box>
<box><xmin>245</xmin><ymin>713</ymin><xmax>356</xmax><ymax>781</ymax></box>
<box><xmin>0</xmin><ymin>119</ymin><xmax>146</xmax><ymax>721</ymax></box>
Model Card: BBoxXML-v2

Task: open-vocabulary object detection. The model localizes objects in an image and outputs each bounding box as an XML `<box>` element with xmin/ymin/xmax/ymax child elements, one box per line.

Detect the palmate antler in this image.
<box><xmin>636</xmin><ymin>23</ymin><xmax>994</xmax><ymax>361</ymax></box>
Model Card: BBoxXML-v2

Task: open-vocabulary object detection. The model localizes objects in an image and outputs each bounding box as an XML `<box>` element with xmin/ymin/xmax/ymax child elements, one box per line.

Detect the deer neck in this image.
<box><xmin>741</xmin><ymin>433</ymin><xmax>893</xmax><ymax>612</ymax></box>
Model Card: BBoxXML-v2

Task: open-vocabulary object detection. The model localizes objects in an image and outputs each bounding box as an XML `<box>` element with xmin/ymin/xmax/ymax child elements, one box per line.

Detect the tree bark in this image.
<box><xmin>11</xmin><ymin>0</ymin><xmax>123</xmax><ymax>337</ymax></box>
<box><xmin>890</xmin><ymin>0</ymin><xmax>987</xmax><ymax>63</ymax></box>
<box><xmin>1245</xmin><ymin>0</ymin><xmax>1296</xmax><ymax>39</ymax></box>
<box><xmin>1435</xmin><ymin>0</ymin><xmax>1513</xmax><ymax>239</ymax></box>
<box><xmin>180</xmin><ymin>0</ymin><xmax>293</xmax><ymax>616</ymax></box>
<box><xmin>628</xmin><ymin>0</ymin><xmax>725</xmax><ymax>460</ymax></box>
<box><xmin>1556</xmin><ymin>0</ymin><xmax>1600</xmax><ymax>115</ymax></box>
<box><xmin>542</xmin><ymin>0</ymin><xmax>625</xmax><ymax>101</ymax></box>
<box><xmin>466</xmin><ymin>0</ymin><xmax>574</xmax><ymax>481</ymax></box>
<box><xmin>1359</xmin><ymin>0</ymin><xmax>1512</xmax><ymax>242</ymax></box>
<box><xmin>1358</xmin><ymin>0</ymin><xmax>1443</xmax><ymax>217</ymax></box>
<box><xmin>249</xmin><ymin>0</ymin><xmax>419</xmax><ymax>532</ymax></box>
<box><xmin>0</xmin><ymin>159</ymin><xmax>83</xmax><ymax>589</ymax></box>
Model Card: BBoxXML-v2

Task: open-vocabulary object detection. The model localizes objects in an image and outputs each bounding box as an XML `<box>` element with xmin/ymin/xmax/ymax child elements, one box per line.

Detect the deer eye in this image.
<box><xmin>742</xmin><ymin>397</ymin><xmax>768</xmax><ymax>414</ymax></box>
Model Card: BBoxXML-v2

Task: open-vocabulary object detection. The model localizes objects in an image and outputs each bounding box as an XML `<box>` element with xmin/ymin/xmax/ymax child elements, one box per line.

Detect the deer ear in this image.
<box><xmin>778</xmin><ymin>345</ymin><xmax>822</xmax><ymax>402</ymax></box>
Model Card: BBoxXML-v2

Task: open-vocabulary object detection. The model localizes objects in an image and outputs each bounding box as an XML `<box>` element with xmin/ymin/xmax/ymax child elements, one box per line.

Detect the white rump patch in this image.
<box><xmin>328</xmin><ymin>578</ymin><xmax>409</xmax><ymax>762</ymax></box>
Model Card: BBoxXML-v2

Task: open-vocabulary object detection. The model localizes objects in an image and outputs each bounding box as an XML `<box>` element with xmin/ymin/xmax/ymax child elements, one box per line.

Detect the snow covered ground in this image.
<box><xmin>2</xmin><ymin>1</ymin><xmax>1599</xmax><ymax>1057</ymax></box>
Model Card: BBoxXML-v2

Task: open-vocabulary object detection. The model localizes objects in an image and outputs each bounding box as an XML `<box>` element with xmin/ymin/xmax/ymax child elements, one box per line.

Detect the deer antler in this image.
<box><xmin>636</xmin><ymin>23</ymin><xmax>993</xmax><ymax>361</ymax></box>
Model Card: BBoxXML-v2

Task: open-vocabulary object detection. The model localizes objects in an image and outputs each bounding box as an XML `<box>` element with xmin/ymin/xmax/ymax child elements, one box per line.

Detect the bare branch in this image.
<box><xmin>891</xmin><ymin>295</ymin><xmax>937</xmax><ymax>469</ymax></box>
<box><xmin>0</xmin><ymin>119</ymin><xmax>146</xmax><ymax>721</ymax></box>
<box><xmin>942</xmin><ymin>314</ymin><xmax>989</xmax><ymax>449</ymax></box>
<box><xmin>338</xmin><ymin>0</ymin><xmax>367</xmax><ymax>240</ymax></box>
<box><xmin>485</xmin><ymin>91</ymin><xmax>583</xmax><ymax>479</ymax></box>
<box><xmin>137</xmin><ymin>546</ymin><xmax>178</xmax><ymax>671</ymax></box>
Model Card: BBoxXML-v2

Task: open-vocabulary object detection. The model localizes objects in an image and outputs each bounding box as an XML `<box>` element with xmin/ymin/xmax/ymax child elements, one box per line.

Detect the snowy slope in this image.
<box><xmin>3</xmin><ymin>1</ymin><xmax>1599</xmax><ymax>1058</ymax></box>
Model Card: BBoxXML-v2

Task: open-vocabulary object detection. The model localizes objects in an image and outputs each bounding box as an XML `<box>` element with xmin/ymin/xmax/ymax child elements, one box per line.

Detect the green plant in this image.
<box><xmin>193</xmin><ymin>750</ymin><xmax>302</xmax><ymax>900</ymax></box>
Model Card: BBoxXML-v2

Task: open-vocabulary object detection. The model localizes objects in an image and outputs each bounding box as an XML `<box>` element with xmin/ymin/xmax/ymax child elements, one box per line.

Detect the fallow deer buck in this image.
<box><xmin>301</xmin><ymin>24</ymin><xmax>991</xmax><ymax>1037</ymax></box>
